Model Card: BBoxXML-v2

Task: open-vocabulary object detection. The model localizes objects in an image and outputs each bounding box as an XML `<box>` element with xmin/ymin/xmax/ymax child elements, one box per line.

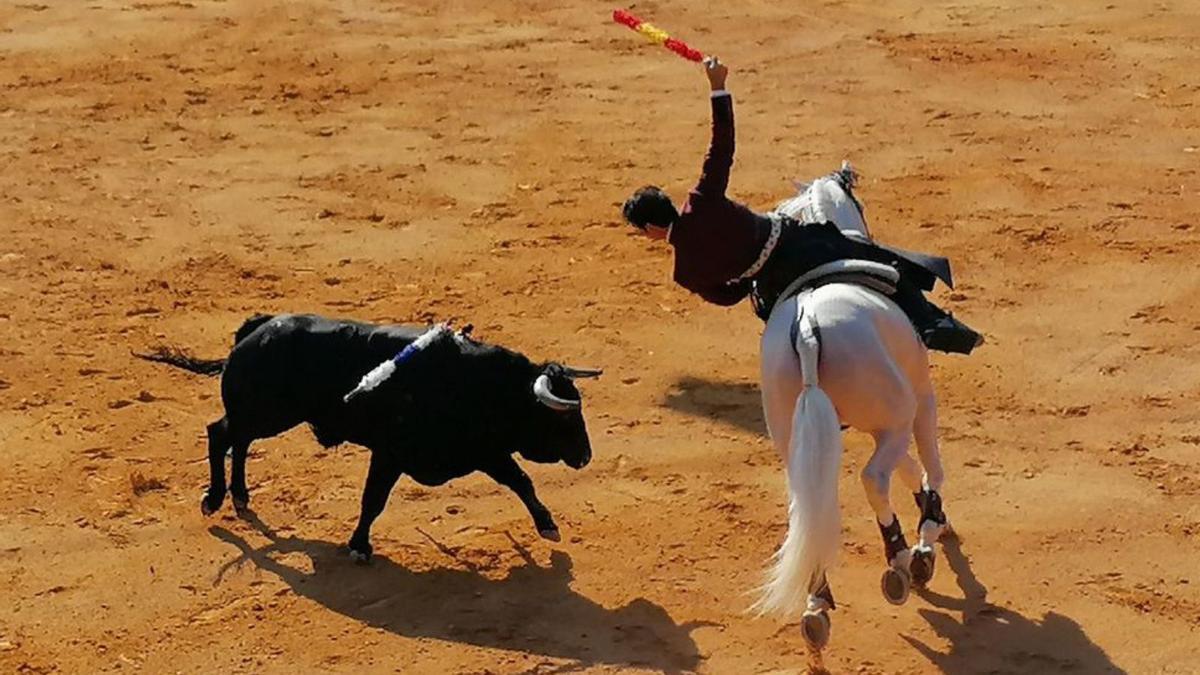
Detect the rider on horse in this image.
<box><xmin>620</xmin><ymin>56</ymin><xmax>982</xmax><ymax>355</ymax></box>
<box><xmin>620</xmin><ymin>55</ymin><xmax>968</xmax><ymax>650</ymax></box>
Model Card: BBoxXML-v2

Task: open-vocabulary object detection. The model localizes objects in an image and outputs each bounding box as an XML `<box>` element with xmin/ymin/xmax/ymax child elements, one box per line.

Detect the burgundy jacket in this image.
<box><xmin>668</xmin><ymin>93</ymin><xmax>773</xmax><ymax>305</ymax></box>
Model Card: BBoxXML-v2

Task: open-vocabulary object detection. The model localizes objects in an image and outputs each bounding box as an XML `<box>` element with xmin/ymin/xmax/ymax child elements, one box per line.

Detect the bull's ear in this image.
<box><xmin>563</xmin><ymin>366</ymin><xmax>602</xmax><ymax>379</ymax></box>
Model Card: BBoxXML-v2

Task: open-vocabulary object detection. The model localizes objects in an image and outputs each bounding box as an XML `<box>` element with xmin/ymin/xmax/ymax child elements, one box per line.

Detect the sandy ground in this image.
<box><xmin>2</xmin><ymin>1</ymin><xmax>1198</xmax><ymax>673</ymax></box>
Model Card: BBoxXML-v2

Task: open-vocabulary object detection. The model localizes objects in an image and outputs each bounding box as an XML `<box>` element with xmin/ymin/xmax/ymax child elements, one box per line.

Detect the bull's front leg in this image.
<box><xmin>348</xmin><ymin>451</ymin><xmax>402</xmax><ymax>563</ymax></box>
<box><xmin>483</xmin><ymin>456</ymin><xmax>560</xmax><ymax>542</ymax></box>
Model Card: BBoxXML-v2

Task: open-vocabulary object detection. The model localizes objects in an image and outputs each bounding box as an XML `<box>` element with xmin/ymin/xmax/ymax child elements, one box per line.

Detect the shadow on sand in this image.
<box><xmin>906</xmin><ymin>535</ymin><xmax>1126</xmax><ymax>674</ymax></box>
<box><xmin>661</xmin><ymin>376</ymin><xmax>765</xmax><ymax>435</ymax></box>
<box><xmin>211</xmin><ymin>513</ymin><xmax>710</xmax><ymax>674</ymax></box>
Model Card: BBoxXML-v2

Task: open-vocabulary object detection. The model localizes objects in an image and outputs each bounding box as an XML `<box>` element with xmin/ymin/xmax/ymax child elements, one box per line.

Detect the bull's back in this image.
<box><xmin>219</xmin><ymin>314</ymin><xmax>417</xmax><ymax>431</ymax></box>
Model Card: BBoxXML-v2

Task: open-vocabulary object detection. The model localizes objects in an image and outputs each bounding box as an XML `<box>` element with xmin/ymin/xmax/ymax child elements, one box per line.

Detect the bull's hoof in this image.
<box><xmin>538</xmin><ymin>528</ymin><xmax>562</xmax><ymax>542</ymax></box>
<box><xmin>801</xmin><ymin>610</ymin><xmax>831</xmax><ymax>652</ymax></box>
<box><xmin>200</xmin><ymin>491</ymin><xmax>224</xmax><ymax>516</ymax></box>
<box><xmin>231</xmin><ymin>494</ymin><xmax>251</xmax><ymax>514</ymax></box>
<box><xmin>348</xmin><ymin>540</ymin><xmax>373</xmax><ymax>564</ymax></box>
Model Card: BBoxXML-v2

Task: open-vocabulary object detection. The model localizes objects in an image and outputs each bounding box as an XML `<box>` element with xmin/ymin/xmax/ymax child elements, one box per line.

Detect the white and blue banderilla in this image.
<box><xmin>343</xmin><ymin>324</ymin><xmax>453</xmax><ymax>403</ymax></box>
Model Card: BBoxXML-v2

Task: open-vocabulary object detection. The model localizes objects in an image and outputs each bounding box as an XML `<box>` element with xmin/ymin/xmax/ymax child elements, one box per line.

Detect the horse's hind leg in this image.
<box><xmin>864</xmin><ymin>428</ymin><xmax>913</xmax><ymax>540</ymax></box>
<box><xmin>866</xmin><ymin>427</ymin><xmax>916</xmax><ymax>605</ymax></box>
<box><xmin>202</xmin><ymin>417</ymin><xmax>229</xmax><ymax>515</ymax></box>
<box><xmin>913</xmin><ymin>391</ymin><xmax>949</xmax><ymax>537</ymax></box>
<box><xmin>897</xmin><ymin>452</ymin><xmax>938</xmax><ymax>535</ymax></box>
<box><xmin>897</xmin><ymin>452</ymin><xmax>924</xmax><ymax>493</ymax></box>
<box><xmin>913</xmin><ymin>391</ymin><xmax>946</xmax><ymax>493</ymax></box>
<box><xmin>910</xmin><ymin>391</ymin><xmax>950</xmax><ymax>586</ymax></box>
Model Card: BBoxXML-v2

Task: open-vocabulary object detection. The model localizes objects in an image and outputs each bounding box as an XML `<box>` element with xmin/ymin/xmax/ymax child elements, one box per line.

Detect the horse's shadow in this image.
<box><xmin>906</xmin><ymin>535</ymin><xmax>1126</xmax><ymax>674</ymax></box>
<box><xmin>661</xmin><ymin>376</ymin><xmax>764</xmax><ymax>435</ymax></box>
<box><xmin>210</xmin><ymin>514</ymin><xmax>710</xmax><ymax>674</ymax></box>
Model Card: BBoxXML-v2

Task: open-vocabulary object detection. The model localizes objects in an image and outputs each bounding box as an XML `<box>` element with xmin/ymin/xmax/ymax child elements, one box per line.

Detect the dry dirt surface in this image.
<box><xmin>2</xmin><ymin>1</ymin><xmax>1198</xmax><ymax>673</ymax></box>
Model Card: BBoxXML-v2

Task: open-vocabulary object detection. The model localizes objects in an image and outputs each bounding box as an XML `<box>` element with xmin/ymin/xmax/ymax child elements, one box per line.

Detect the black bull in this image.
<box><xmin>137</xmin><ymin>313</ymin><xmax>600</xmax><ymax>561</ymax></box>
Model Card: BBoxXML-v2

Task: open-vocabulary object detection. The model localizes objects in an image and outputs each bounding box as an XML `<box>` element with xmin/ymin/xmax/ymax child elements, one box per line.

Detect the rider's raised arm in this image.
<box><xmin>694</xmin><ymin>58</ymin><xmax>734</xmax><ymax>200</ymax></box>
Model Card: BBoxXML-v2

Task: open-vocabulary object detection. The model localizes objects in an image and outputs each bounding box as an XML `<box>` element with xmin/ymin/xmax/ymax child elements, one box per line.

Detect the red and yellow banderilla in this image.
<box><xmin>612</xmin><ymin>9</ymin><xmax>706</xmax><ymax>63</ymax></box>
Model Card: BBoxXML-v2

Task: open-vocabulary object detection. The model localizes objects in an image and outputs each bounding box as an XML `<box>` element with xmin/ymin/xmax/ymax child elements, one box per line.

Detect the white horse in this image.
<box><xmin>752</xmin><ymin>164</ymin><xmax>952</xmax><ymax>651</ymax></box>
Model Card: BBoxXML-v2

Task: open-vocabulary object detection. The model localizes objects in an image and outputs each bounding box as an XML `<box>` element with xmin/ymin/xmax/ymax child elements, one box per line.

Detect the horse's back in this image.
<box><xmin>807</xmin><ymin>284</ymin><xmax>930</xmax><ymax>431</ymax></box>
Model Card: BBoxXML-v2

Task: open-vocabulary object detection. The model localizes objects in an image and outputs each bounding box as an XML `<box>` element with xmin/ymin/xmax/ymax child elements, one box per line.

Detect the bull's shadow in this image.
<box><xmin>661</xmin><ymin>376</ymin><xmax>764</xmax><ymax>435</ymax></box>
<box><xmin>210</xmin><ymin>516</ymin><xmax>708</xmax><ymax>673</ymax></box>
<box><xmin>905</xmin><ymin>536</ymin><xmax>1125</xmax><ymax>674</ymax></box>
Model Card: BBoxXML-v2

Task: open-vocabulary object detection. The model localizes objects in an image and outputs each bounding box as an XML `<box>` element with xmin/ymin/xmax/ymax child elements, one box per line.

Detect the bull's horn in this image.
<box><xmin>562</xmin><ymin>366</ymin><xmax>603</xmax><ymax>379</ymax></box>
<box><xmin>533</xmin><ymin>374</ymin><xmax>580</xmax><ymax>411</ymax></box>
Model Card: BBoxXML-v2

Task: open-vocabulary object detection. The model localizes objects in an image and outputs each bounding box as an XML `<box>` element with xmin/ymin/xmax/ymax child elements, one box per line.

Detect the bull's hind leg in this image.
<box><xmin>202</xmin><ymin>417</ymin><xmax>253</xmax><ymax>516</ymax></box>
<box><xmin>202</xmin><ymin>418</ymin><xmax>229</xmax><ymax>515</ymax></box>
<box><xmin>229</xmin><ymin>440</ymin><xmax>252</xmax><ymax>513</ymax></box>
<box><xmin>348</xmin><ymin>451</ymin><xmax>402</xmax><ymax>563</ymax></box>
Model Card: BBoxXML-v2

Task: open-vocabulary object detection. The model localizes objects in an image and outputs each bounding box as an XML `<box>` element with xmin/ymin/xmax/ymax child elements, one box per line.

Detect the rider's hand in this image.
<box><xmin>704</xmin><ymin>56</ymin><xmax>729</xmax><ymax>91</ymax></box>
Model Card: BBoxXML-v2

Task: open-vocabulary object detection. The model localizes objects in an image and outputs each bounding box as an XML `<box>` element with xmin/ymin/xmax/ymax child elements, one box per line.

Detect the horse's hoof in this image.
<box><xmin>539</xmin><ymin>528</ymin><xmax>562</xmax><ymax>542</ymax></box>
<box><xmin>881</xmin><ymin>565</ymin><xmax>911</xmax><ymax>605</ymax></box>
<box><xmin>349</xmin><ymin>548</ymin><xmax>371</xmax><ymax>564</ymax></box>
<box><xmin>910</xmin><ymin>546</ymin><xmax>936</xmax><ymax>587</ymax></box>
<box><xmin>232</xmin><ymin>495</ymin><xmax>250</xmax><ymax>513</ymax></box>
<box><xmin>801</xmin><ymin>610</ymin><xmax>831</xmax><ymax>652</ymax></box>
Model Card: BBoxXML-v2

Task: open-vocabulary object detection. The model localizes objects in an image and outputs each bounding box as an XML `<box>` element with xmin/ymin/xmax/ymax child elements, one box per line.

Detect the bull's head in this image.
<box><xmin>521</xmin><ymin>363</ymin><xmax>601</xmax><ymax>469</ymax></box>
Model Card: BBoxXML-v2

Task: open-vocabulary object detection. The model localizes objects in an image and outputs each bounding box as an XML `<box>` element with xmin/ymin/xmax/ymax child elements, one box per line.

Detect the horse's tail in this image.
<box><xmin>753</xmin><ymin>309</ymin><xmax>843</xmax><ymax>615</ymax></box>
<box><xmin>133</xmin><ymin>347</ymin><xmax>225</xmax><ymax>376</ymax></box>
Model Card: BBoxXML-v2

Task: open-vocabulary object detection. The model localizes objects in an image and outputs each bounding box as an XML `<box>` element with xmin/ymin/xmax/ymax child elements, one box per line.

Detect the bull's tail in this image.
<box><xmin>234</xmin><ymin>313</ymin><xmax>275</xmax><ymax>345</ymax></box>
<box><xmin>134</xmin><ymin>347</ymin><xmax>225</xmax><ymax>376</ymax></box>
<box><xmin>752</xmin><ymin>309</ymin><xmax>843</xmax><ymax>615</ymax></box>
<box><xmin>134</xmin><ymin>314</ymin><xmax>273</xmax><ymax>377</ymax></box>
